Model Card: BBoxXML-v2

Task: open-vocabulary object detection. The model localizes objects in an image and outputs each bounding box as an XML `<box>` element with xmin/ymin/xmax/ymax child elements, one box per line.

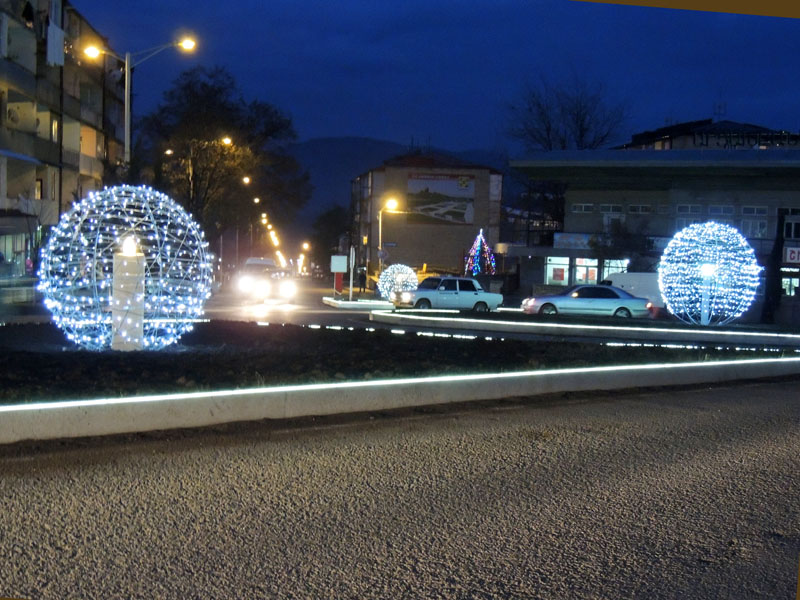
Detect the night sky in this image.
<box><xmin>71</xmin><ymin>0</ymin><xmax>800</xmax><ymax>153</ymax></box>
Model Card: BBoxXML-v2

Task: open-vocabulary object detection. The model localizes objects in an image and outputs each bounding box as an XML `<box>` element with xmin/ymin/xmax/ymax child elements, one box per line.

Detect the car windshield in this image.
<box><xmin>417</xmin><ymin>277</ymin><xmax>441</xmax><ymax>290</ymax></box>
<box><xmin>241</xmin><ymin>264</ymin><xmax>276</xmax><ymax>275</ymax></box>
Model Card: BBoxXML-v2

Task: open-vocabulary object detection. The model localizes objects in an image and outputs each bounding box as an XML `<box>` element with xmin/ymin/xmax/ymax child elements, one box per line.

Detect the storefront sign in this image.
<box><xmin>783</xmin><ymin>247</ymin><xmax>800</xmax><ymax>264</ymax></box>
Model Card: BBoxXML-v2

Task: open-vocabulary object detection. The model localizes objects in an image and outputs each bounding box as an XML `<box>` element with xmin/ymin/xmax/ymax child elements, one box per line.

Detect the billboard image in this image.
<box><xmin>406</xmin><ymin>174</ymin><xmax>474</xmax><ymax>224</ymax></box>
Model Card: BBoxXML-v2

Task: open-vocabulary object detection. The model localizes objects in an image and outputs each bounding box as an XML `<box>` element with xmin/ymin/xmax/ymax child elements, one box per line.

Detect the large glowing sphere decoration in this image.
<box><xmin>37</xmin><ymin>185</ymin><xmax>214</xmax><ymax>350</ymax></box>
<box><xmin>377</xmin><ymin>264</ymin><xmax>418</xmax><ymax>299</ymax></box>
<box><xmin>658</xmin><ymin>221</ymin><xmax>761</xmax><ymax>326</ymax></box>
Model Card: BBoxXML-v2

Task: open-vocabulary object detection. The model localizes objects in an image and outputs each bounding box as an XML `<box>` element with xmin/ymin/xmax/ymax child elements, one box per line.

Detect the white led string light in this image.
<box><xmin>377</xmin><ymin>264</ymin><xmax>418</xmax><ymax>299</ymax></box>
<box><xmin>37</xmin><ymin>185</ymin><xmax>213</xmax><ymax>350</ymax></box>
<box><xmin>658</xmin><ymin>221</ymin><xmax>762</xmax><ymax>326</ymax></box>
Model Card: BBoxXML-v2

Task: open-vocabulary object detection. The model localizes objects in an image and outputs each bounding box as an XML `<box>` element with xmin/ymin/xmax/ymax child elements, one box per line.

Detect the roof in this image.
<box><xmin>369</xmin><ymin>150</ymin><xmax>501</xmax><ymax>174</ymax></box>
<box><xmin>618</xmin><ymin>118</ymin><xmax>793</xmax><ymax>149</ymax></box>
<box><xmin>511</xmin><ymin>148</ymin><xmax>800</xmax><ymax>168</ymax></box>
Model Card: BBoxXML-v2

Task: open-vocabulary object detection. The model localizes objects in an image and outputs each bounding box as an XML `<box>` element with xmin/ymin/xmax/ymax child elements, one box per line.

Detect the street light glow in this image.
<box><xmin>222</xmin><ymin>137</ymin><xmax>232</xmax><ymax>146</ymax></box>
<box><xmin>253</xmin><ymin>197</ymin><xmax>260</xmax><ymax>204</ymax></box>
<box><xmin>84</xmin><ymin>45</ymin><xmax>101</xmax><ymax>59</ymax></box>
<box><xmin>178</xmin><ymin>37</ymin><xmax>196</xmax><ymax>51</ymax></box>
<box><xmin>242</xmin><ymin>176</ymin><xmax>251</xmax><ymax>184</ymax></box>
<box><xmin>385</xmin><ymin>197</ymin><xmax>399</xmax><ymax>211</ymax></box>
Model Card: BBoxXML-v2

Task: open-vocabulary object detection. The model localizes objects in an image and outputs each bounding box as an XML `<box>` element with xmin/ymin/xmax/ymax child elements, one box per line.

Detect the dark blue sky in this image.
<box><xmin>72</xmin><ymin>0</ymin><xmax>800</xmax><ymax>153</ymax></box>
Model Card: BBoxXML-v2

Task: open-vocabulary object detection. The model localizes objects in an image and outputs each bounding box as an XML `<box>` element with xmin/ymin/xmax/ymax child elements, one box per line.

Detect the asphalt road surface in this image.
<box><xmin>1</xmin><ymin>379</ymin><xmax>798</xmax><ymax>599</ymax></box>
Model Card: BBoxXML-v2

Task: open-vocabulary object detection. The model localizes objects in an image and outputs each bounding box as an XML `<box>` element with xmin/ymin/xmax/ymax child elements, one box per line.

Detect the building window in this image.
<box><xmin>602</xmin><ymin>259</ymin><xmax>629</xmax><ymax>279</ymax></box>
<box><xmin>708</xmin><ymin>205</ymin><xmax>734</xmax><ymax>216</ymax></box>
<box><xmin>628</xmin><ymin>205</ymin><xmax>651</xmax><ymax>214</ymax></box>
<box><xmin>784</xmin><ymin>220</ymin><xmax>800</xmax><ymax>240</ymax></box>
<box><xmin>658</xmin><ymin>205</ymin><xmax>671</xmax><ymax>215</ymax></box>
<box><xmin>741</xmin><ymin>220</ymin><xmax>768</xmax><ymax>239</ymax></box>
<box><xmin>676</xmin><ymin>218</ymin><xmax>703</xmax><ymax>231</ymax></box>
<box><xmin>742</xmin><ymin>206</ymin><xmax>768</xmax><ymax>216</ymax></box>
<box><xmin>571</xmin><ymin>203</ymin><xmax>594</xmax><ymax>213</ymax></box>
<box><xmin>676</xmin><ymin>204</ymin><xmax>702</xmax><ymax>215</ymax></box>
<box><xmin>546</xmin><ymin>256</ymin><xmax>569</xmax><ymax>286</ymax></box>
<box><xmin>599</xmin><ymin>204</ymin><xmax>622</xmax><ymax>213</ymax></box>
<box><xmin>575</xmin><ymin>258</ymin><xmax>598</xmax><ymax>285</ymax></box>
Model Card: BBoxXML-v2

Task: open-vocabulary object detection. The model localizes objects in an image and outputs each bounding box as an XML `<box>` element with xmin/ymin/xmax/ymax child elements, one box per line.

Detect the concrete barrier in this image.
<box><xmin>370</xmin><ymin>309</ymin><xmax>800</xmax><ymax>348</ymax></box>
<box><xmin>2</xmin><ymin>356</ymin><xmax>800</xmax><ymax>445</ymax></box>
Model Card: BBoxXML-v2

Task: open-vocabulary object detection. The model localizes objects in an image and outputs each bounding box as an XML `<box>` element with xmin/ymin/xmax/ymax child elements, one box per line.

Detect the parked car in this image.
<box><xmin>390</xmin><ymin>276</ymin><xmax>503</xmax><ymax>312</ymax></box>
<box><xmin>235</xmin><ymin>261</ymin><xmax>298</xmax><ymax>303</ymax></box>
<box><xmin>521</xmin><ymin>284</ymin><xmax>653</xmax><ymax>318</ymax></box>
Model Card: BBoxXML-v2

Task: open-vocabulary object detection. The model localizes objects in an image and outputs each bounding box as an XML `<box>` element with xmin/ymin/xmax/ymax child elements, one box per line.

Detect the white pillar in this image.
<box><xmin>111</xmin><ymin>247</ymin><xmax>145</xmax><ymax>351</ymax></box>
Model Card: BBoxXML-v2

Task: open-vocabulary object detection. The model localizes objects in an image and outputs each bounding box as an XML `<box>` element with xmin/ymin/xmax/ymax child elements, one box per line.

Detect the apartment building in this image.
<box><xmin>0</xmin><ymin>0</ymin><xmax>123</xmax><ymax>277</ymax></box>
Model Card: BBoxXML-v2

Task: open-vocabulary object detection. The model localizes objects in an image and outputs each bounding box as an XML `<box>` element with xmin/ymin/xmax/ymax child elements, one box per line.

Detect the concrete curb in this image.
<box><xmin>2</xmin><ymin>357</ymin><xmax>800</xmax><ymax>445</ymax></box>
<box><xmin>321</xmin><ymin>296</ymin><xmax>393</xmax><ymax>310</ymax></box>
<box><xmin>369</xmin><ymin>309</ymin><xmax>800</xmax><ymax>347</ymax></box>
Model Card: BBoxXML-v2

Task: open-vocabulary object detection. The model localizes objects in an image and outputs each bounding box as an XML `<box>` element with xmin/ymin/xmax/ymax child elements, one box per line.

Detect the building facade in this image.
<box><xmin>0</xmin><ymin>0</ymin><xmax>123</xmax><ymax>278</ymax></box>
<box><xmin>507</xmin><ymin>121</ymin><xmax>800</xmax><ymax>317</ymax></box>
<box><xmin>351</xmin><ymin>152</ymin><xmax>502</xmax><ymax>278</ymax></box>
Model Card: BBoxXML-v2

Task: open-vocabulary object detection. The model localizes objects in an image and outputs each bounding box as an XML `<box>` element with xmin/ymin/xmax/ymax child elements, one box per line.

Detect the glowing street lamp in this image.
<box><xmin>85</xmin><ymin>36</ymin><xmax>196</xmax><ymax>165</ymax></box>
<box><xmin>378</xmin><ymin>197</ymin><xmax>399</xmax><ymax>274</ymax></box>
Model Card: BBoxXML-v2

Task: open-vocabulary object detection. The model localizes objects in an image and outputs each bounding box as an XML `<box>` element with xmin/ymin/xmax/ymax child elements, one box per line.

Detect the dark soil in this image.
<box><xmin>0</xmin><ymin>320</ymin><xmax>775</xmax><ymax>404</ymax></box>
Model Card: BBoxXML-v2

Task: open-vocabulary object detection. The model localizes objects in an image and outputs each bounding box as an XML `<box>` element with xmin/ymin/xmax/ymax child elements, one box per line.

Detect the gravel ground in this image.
<box><xmin>0</xmin><ymin>378</ymin><xmax>798</xmax><ymax>599</ymax></box>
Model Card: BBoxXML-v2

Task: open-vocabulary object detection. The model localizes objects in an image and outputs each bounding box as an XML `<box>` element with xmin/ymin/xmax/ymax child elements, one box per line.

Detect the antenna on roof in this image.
<box><xmin>713</xmin><ymin>102</ymin><xmax>727</xmax><ymax>120</ymax></box>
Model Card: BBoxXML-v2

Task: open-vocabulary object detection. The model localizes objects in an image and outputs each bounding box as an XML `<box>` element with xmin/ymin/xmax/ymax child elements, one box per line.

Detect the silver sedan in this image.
<box><xmin>521</xmin><ymin>284</ymin><xmax>654</xmax><ymax>318</ymax></box>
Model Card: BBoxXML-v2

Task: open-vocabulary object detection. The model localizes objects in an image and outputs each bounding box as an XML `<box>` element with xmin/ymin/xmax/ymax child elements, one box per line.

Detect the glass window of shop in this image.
<box><xmin>602</xmin><ymin>259</ymin><xmax>629</xmax><ymax>279</ymax></box>
<box><xmin>545</xmin><ymin>257</ymin><xmax>570</xmax><ymax>286</ymax></box>
<box><xmin>575</xmin><ymin>258</ymin><xmax>598</xmax><ymax>285</ymax></box>
<box><xmin>781</xmin><ymin>268</ymin><xmax>800</xmax><ymax>297</ymax></box>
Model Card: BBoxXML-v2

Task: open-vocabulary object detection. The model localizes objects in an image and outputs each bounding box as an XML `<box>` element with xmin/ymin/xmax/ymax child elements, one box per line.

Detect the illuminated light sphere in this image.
<box><xmin>37</xmin><ymin>185</ymin><xmax>214</xmax><ymax>350</ymax></box>
<box><xmin>377</xmin><ymin>264</ymin><xmax>418</xmax><ymax>299</ymax></box>
<box><xmin>658</xmin><ymin>221</ymin><xmax>762</xmax><ymax>326</ymax></box>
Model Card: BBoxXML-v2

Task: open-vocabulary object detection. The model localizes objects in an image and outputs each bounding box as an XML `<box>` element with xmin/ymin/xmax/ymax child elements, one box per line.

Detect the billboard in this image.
<box><xmin>406</xmin><ymin>173</ymin><xmax>474</xmax><ymax>224</ymax></box>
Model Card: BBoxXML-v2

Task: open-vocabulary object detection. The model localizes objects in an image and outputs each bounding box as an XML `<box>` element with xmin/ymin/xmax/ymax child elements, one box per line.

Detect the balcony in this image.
<box><xmin>79</xmin><ymin>153</ymin><xmax>103</xmax><ymax>179</ymax></box>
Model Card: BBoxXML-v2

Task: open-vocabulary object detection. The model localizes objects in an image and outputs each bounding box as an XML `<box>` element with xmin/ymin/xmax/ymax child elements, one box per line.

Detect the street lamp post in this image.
<box><xmin>85</xmin><ymin>37</ymin><xmax>196</xmax><ymax>165</ymax></box>
<box><xmin>377</xmin><ymin>197</ymin><xmax>398</xmax><ymax>274</ymax></box>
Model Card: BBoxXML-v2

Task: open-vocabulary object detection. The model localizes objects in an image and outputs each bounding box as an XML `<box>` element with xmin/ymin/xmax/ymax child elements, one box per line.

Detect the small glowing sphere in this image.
<box><xmin>658</xmin><ymin>221</ymin><xmax>762</xmax><ymax>326</ymax></box>
<box><xmin>377</xmin><ymin>264</ymin><xmax>418</xmax><ymax>299</ymax></box>
<box><xmin>38</xmin><ymin>185</ymin><xmax>214</xmax><ymax>350</ymax></box>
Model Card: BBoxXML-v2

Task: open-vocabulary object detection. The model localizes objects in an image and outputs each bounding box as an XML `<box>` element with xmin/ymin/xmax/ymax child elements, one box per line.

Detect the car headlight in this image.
<box><xmin>238</xmin><ymin>275</ymin><xmax>254</xmax><ymax>293</ymax></box>
<box><xmin>279</xmin><ymin>280</ymin><xmax>297</xmax><ymax>299</ymax></box>
<box><xmin>521</xmin><ymin>297</ymin><xmax>535</xmax><ymax>309</ymax></box>
<box><xmin>401</xmin><ymin>292</ymin><xmax>411</xmax><ymax>303</ymax></box>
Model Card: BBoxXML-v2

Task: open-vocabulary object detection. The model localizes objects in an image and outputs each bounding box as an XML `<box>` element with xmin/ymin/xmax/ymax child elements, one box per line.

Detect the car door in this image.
<box><xmin>436</xmin><ymin>278</ymin><xmax>459</xmax><ymax>308</ymax></box>
<box><xmin>593</xmin><ymin>286</ymin><xmax>622</xmax><ymax>315</ymax></box>
<box><xmin>567</xmin><ymin>286</ymin><xmax>600</xmax><ymax>315</ymax></box>
<box><xmin>457</xmin><ymin>278</ymin><xmax>480</xmax><ymax>309</ymax></box>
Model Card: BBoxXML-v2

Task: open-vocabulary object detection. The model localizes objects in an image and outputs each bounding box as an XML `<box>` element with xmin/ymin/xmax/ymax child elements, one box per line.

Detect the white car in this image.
<box><xmin>390</xmin><ymin>276</ymin><xmax>503</xmax><ymax>312</ymax></box>
<box><xmin>521</xmin><ymin>284</ymin><xmax>653</xmax><ymax>318</ymax></box>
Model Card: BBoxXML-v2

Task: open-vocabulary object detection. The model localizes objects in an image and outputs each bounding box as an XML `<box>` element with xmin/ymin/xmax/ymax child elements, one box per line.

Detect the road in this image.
<box><xmin>204</xmin><ymin>277</ymin><xmax>378</xmax><ymax>329</ymax></box>
<box><xmin>1</xmin><ymin>379</ymin><xmax>797</xmax><ymax>599</ymax></box>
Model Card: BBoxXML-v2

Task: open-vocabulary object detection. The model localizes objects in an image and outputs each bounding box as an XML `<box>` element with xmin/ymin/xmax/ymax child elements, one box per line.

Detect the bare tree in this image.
<box><xmin>509</xmin><ymin>75</ymin><xmax>628</xmax><ymax>151</ymax></box>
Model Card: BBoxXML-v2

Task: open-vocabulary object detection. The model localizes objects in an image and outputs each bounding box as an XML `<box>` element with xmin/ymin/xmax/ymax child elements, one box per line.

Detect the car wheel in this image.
<box><xmin>472</xmin><ymin>302</ymin><xmax>489</xmax><ymax>313</ymax></box>
<box><xmin>539</xmin><ymin>303</ymin><xmax>557</xmax><ymax>315</ymax></box>
<box><xmin>415</xmin><ymin>299</ymin><xmax>431</xmax><ymax>309</ymax></box>
<box><xmin>614</xmin><ymin>307</ymin><xmax>632</xmax><ymax>318</ymax></box>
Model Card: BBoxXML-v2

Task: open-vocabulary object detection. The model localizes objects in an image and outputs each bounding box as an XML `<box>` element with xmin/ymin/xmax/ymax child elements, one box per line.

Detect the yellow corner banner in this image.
<box><xmin>571</xmin><ymin>0</ymin><xmax>800</xmax><ymax>19</ymax></box>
